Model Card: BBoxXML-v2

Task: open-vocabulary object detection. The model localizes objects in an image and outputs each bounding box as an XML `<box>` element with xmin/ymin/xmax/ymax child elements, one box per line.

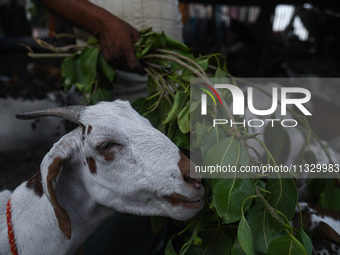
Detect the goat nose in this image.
<box><xmin>178</xmin><ymin>151</ymin><xmax>202</xmax><ymax>190</ymax></box>
<box><xmin>183</xmin><ymin>174</ymin><xmax>202</xmax><ymax>190</ymax></box>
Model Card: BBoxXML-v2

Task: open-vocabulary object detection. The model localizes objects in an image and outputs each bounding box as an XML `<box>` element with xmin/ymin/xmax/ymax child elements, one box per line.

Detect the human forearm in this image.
<box><xmin>38</xmin><ymin>0</ymin><xmax>144</xmax><ymax>73</ymax></box>
<box><xmin>38</xmin><ymin>0</ymin><xmax>113</xmax><ymax>38</ymax></box>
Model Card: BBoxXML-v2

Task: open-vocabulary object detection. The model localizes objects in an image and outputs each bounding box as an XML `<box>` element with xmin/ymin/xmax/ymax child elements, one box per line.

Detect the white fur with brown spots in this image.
<box><xmin>0</xmin><ymin>100</ymin><xmax>203</xmax><ymax>254</ymax></box>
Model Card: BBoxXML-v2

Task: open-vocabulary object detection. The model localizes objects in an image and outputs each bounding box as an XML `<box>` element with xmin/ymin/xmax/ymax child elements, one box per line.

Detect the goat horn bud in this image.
<box><xmin>15</xmin><ymin>105</ymin><xmax>86</xmax><ymax>124</ymax></box>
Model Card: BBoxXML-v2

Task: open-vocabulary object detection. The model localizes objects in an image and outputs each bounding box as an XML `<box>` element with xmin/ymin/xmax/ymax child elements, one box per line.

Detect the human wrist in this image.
<box><xmin>87</xmin><ymin>9</ymin><xmax>119</xmax><ymax>40</ymax></box>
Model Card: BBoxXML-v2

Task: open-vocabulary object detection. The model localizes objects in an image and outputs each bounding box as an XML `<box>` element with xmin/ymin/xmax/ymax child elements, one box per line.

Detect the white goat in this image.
<box><xmin>0</xmin><ymin>100</ymin><xmax>203</xmax><ymax>255</ymax></box>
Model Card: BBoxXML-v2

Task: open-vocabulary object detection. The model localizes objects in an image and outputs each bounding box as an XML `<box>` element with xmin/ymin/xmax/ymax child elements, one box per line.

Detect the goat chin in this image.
<box><xmin>0</xmin><ymin>100</ymin><xmax>204</xmax><ymax>254</ymax></box>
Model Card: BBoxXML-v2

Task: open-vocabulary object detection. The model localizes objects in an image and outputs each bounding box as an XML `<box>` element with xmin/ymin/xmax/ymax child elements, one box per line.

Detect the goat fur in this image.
<box><xmin>0</xmin><ymin>100</ymin><xmax>203</xmax><ymax>254</ymax></box>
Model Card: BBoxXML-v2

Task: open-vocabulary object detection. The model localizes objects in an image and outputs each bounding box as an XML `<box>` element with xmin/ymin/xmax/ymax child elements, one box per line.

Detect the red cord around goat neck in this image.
<box><xmin>7</xmin><ymin>199</ymin><xmax>18</xmax><ymax>255</ymax></box>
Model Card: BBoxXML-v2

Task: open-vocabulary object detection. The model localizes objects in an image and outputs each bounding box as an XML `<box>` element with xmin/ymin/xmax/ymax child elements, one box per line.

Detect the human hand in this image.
<box><xmin>37</xmin><ymin>0</ymin><xmax>144</xmax><ymax>74</ymax></box>
<box><xmin>98</xmin><ymin>16</ymin><xmax>145</xmax><ymax>74</ymax></box>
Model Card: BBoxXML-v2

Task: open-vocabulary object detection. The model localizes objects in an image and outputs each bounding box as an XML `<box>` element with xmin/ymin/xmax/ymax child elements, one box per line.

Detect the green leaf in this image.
<box><xmin>173</xmin><ymin>128</ymin><xmax>190</xmax><ymax>150</ymax></box>
<box><xmin>91</xmin><ymin>87</ymin><xmax>112</xmax><ymax>104</ymax></box>
<box><xmin>144</xmin><ymin>111</ymin><xmax>160</xmax><ymax>127</ymax></box>
<box><xmin>231</xmin><ymin>238</ymin><xmax>247</xmax><ymax>255</ymax></box>
<box><xmin>193</xmin><ymin>236</ymin><xmax>203</xmax><ymax>246</ymax></box>
<box><xmin>264</xmin><ymin>123</ymin><xmax>290</xmax><ymax>164</ymax></box>
<box><xmin>268</xmin><ymin>235</ymin><xmax>307</xmax><ymax>255</ymax></box>
<box><xmin>150</xmin><ymin>216</ymin><xmax>168</xmax><ymax>235</ymax></box>
<box><xmin>165</xmin><ymin>238</ymin><xmax>178</xmax><ymax>255</ymax></box>
<box><xmin>146</xmin><ymin>75</ymin><xmax>158</xmax><ymax>95</ymax></box>
<box><xmin>211</xmin><ymin>178</ymin><xmax>255</xmax><ymax>223</ymax></box>
<box><xmin>191</xmin><ymin>122</ymin><xmax>210</xmax><ymax>149</ymax></box>
<box><xmin>266</xmin><ymin>178</ymin><xmax>297</xmax><ymax>220</ymax></box>
<box><xmin>195</xmin><ymin>58</ymin><xmax>209</xmax><ymax>71</ymax></box>
<box><xmin>74</xmin><ymin>47</ymin><xmax>100</xmax><ymax>94</ymax></box>
<box><xmin>214</xmin><ymin>68</ymin><xmax>227</xmax><ymax>78</ymax></box>
<box><xmin>75</xmin><ymin>82</ymin><xmax>86</xmax><ymax>91</ymax></box>
<box><xmin>199</xmin><ymin>127</ymin><xmax>228</xmax><ymax>156</ymax></box>
<box><xmin>204</xmin><ymin>137</ymin><xmax>249</xmax><ymax>174</ymax></box>
<box><xmin>87</xmin><ymin>36</ymin><xmax>99</xmax><ymax>45</ymax></box>
<box><xmin>190</xmin><ymin>101</ymin><xmax>200</xmax><ymax>113</ymax></box>
<box><xmin>139</xmin><ymin>32</ymin><xmax>167</xmax><ymax>57</ymax></box>
<box><xmin>305</xmin><ymin>179</ymin><xmax>329</xmax><ymax>205</ymax></box>
<box><xmin>186</xmin><ymin>230</ymin><xmax>232</xmax><ymax>255</ymax></box>
<box><xmin>246</xmin><ymin>204</ymin><xmax>284</xmax><ymax>254</ymax></box>
<box><xmin>132</xmin><ymin>97</ymin><xmax>148</xmax><ymax>114</ymax></box>
<box><xmin>296</xmin><ymin>228</ymin><xmax>313</xmax><ymax>255</ymax></box>
<box><xmin>177</xmin><ymin>101</ymin><xmax>190</xmax><ymax>133</ymax></box>
<box><xmin>98</xmin><ymin>53</ymin><xmax>115</xmax><ymax>82</ymax></box>
<box><xmin>164</xmin><ymin>34</ymin><xmax>190</xmax><ymax>53</ymax></box>
<box><xmin>319</xmin><ymin>185</ymin><xmax>340</xmax><ymax>210</ymax></box>
<box><xmin>157</xmin><ymin>97</ymin><xmax>172</xmax><ymax>123</ymax></box>
<box><xmin>164</xmin><ymin>91</ymin><xmax>187</xmax><ymax>124</ymax></box>
<box><xmin>61</xmin><ymin>55</ymin><xmax>75</xmax><ymax>91</ymax></box>
<box><xmin>237</xmin><ymin>215</ymin><xmax>255</xmax><ymax>255</ymax></box>
<box><xmin>167</xmin><ymin>122</ymin><xmax>177</xmax><ymax>140</ymax></box>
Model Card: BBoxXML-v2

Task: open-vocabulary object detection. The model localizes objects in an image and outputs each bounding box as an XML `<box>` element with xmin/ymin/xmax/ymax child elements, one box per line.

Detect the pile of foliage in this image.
<box><xmin>59</xmin><ymin>29</ymin><xmax>339</xmax><ymax>255</ymax></box>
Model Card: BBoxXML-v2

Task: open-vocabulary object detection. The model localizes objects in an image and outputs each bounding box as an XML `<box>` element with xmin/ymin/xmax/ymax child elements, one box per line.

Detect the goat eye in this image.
<box><xmin>97</xmin><ymin>142</ymin><xmax>118</xmax><ymax>151</ymax></box>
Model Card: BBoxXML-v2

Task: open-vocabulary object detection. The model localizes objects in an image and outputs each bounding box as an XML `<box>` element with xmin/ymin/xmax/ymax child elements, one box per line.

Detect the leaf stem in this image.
<box><xmin>145</xmin><ymin>67</ymin><xmax>175</xmax><ymax>98</ymax></box>
<box><xmin>156</xmin><ymin>49</ymin><xmax>207</xmax><ymax>76</ymax></box>
<box><xmin>255</xmin><ymin>138</ymin><xmax>278</xmax><ymax>167</ymax></box>
<box><xmin>255</xmin><ymin>187</ymin><xmax>286</xmax><ymax>226</ymax></box>
<box><xmin>143</xmin><ymin>53</ymin><xmax>211</xmax><ymax>84</ymax></box>
<box><xmin>144</xmin><ymin>67</ymin><xmax>173</xmax><ymax>106</ymax></box>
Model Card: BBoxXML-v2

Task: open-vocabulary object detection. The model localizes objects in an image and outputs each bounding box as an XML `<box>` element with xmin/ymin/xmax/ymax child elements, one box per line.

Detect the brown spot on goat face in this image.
<box><xmin>103</xmin><ymin>151</ymin><xmax>115</xmax><ymax>162</ymax></box>
<box><xmin>178</xmin><ymin>151</ymin><xmax>190</xmax><ymax>177</ymax></box>
<box><xmin>96</xmin><ymin>151</ymin><xmax>115</xmax><ymax>162</ymax></box>
<box><xmin>86</xmin><ymin>157</ymin><xmax>97</xmax><ymax>174</ymax></box>
<box><xmin>26</xmin><ymin>172</ymin><xmax>43</xmax><ymax>197</ymax></box>
<box><xmin>47</xmin><ymin>157</ymin><xmax>71</xmax><ymax>239</ymax></box>
<box><xmin>96</xmin><ymin>141</ymin><xmax>122</xmax><ymax>161</ymax></box>
<box><xmin>178</xmin><ymin>151</ymin><xmax>201</xmax><ymax>190</ymax></box>
<box><xmin>87</xmin><ymin>125</ymin><xmax>92</xmax><ymax>135</ymax></box>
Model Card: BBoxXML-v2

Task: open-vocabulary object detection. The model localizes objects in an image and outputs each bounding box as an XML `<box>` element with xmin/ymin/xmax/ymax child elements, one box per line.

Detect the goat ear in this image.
<box><xmin>40</xmin><ymin>134</ymin><xmax>80</xmax><ymax>239</ymax></box>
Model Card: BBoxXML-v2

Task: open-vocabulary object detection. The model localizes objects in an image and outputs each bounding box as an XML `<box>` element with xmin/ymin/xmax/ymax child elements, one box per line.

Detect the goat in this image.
<box><xmin>0</xmin><ymin>100</ymin><xmax>204</xmax><ymax>254</ymax></box>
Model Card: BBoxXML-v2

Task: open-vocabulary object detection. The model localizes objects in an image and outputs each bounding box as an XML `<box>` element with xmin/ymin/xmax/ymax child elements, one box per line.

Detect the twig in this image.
<box><xmin>156</xmin><ymin>49</ymin><xmax>207</xmax><ymax>76</ymax></box>
<box><xmin>33</xmin><ymin>37</ymin><xmax>83</xmax><ymax>53</ymax></box>
<box><xmin>144</xmin><ymin>67</ymin><xmax>173</xmax><ymax>105</ymax></box>
<box><xmin>166</xmin><ymin>78</ymin><xmax>179</xmax><ymax>93</ymax></box>
<box><xmin>20</xmin><ymin>44</ymin><xmax>72</xmax><ymax>58</ymax></box>
<box><xmin>244</xmin><ymin>143</ymin><xmax>262</xmax><ymax>161</ymax></box>
<box><xmin>143</xmin><ymin>54</ymin><xmax>211</xmax><ymax>85</ymax></box>
<box><xmin>51</xmin><ymin>32</ymin><xmax>87</xmax><ymax>41</ymax></box>
<box><xmin>255</xmin><ymin>187</ymin><xmax>286</xmax><ymax>226</ymax></box>
<box><xmin>144</xmin><ymin>53</ymin><xmax>244</xmax><ymax>141</ymax></box>
<box><xmin>149</xmin><ymin>89</ymin><xmax>166</xmax><ymax>111</ymax></box>
<box><xmin>148</xmin><ymin>67</ymin><xmax>175</xmax><ymax>98</ymax></box>
<box><xmin>28</xmin><ymin>53</ymin><xmax>73</xmax><ymax>58</ymax></box>
<box><xmin>143</xmin><ymin>61</ymin><xmax>163</xmax><ymax>70</ymax></box>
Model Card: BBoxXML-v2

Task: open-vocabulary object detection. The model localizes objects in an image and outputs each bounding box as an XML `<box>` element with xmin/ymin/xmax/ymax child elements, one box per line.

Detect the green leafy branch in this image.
<box><xmin>55</xmin><ymin>29</ymin><xmax>316</xmax><ymax>255</ymax></box>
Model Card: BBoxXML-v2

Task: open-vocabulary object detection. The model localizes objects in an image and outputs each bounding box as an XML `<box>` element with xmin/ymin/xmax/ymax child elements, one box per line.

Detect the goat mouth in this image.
<box><xmin>164</xmin><ymin>193</ymin><xmax>203</xmax><ymax>209</ymax></box>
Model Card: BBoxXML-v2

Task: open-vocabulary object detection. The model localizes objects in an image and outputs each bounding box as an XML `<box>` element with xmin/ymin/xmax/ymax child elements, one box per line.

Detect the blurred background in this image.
<box><xmin>2</xmin><ymin>0</ymin><xmax>340</xmax><ymax>187</ymax></box>
<box><xmin>0</xmin><ymin>1</ymin><xmax>339</xmax><ymax>254</ymax></box>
